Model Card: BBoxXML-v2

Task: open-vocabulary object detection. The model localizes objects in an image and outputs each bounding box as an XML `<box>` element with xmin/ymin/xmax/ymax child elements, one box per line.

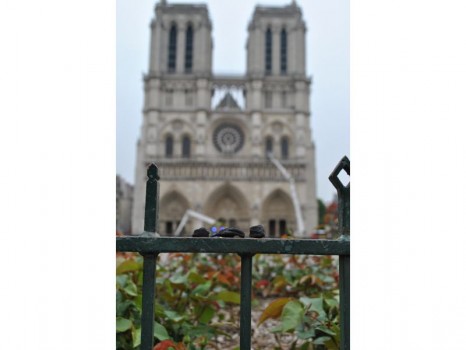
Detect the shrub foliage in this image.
<box><xmin>116</xmin><ymin>251</ymin><xmax>340</xmax><ymax>350</ymax></box>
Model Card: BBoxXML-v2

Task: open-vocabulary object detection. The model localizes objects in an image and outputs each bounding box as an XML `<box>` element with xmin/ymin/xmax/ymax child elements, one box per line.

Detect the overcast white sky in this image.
<box><xmin>116</xmin><ymin>0</ymin><xmax>349</xmax><ymax>203</ymax></box>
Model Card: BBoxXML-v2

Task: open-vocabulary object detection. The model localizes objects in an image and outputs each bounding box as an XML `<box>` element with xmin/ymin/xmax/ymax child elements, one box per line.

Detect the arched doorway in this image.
<box><xmin>159</xmin><ymin>191</ymin><xmax>190</xmax><ymax>236</ymax></box>
<box><xmin>261</xmin><ymin>189</ymin><xmax>295</xmax><ymax>237</ymax></box>
<box><xmin>204</xmin><ymin>183</ymin><xmax>250</xmax><ymax>230</ymax></box>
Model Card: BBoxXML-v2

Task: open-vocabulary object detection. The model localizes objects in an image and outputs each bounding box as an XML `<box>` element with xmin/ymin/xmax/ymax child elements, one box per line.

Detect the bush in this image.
<box><xmin>116</xmin><ymin>252</ymin><xmax>339</xmax><ymax>350</ymax></box>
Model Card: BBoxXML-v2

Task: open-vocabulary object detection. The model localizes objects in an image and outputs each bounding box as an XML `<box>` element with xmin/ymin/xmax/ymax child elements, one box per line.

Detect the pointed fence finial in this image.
<box><xmin>329</xmin><ymin>156</ymin><xmax>350</xmax><ymax>239</ymax></box>
<box><xmin>144</xmin><ymin>163</ymin><xmax>160</xmax><ymax>234</ymax></box>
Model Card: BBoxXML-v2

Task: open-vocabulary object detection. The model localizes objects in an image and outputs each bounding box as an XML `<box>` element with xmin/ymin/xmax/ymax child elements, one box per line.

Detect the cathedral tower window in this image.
<box><xmin>265</xmin><ymin>28</ymin><xmax>272</xmax><ymax>75</ymax></box>
<box><xmin>165</xmin><ymin>135</ymin><xmax>174</xmax><ymax>157</ymax></box>
<box><xmin>168</xmin><ymin>24</ymin><xmax>177</xmax><ymax>72</ymax></box>
<box><xmin>265</xmin><ymin>136</ymin><xmax>273</xmax><ymax>156</ymax></box>
<box><xmin>185</xmin><ymin>24</ymin><xmax>194</xmax><ymax>73</ymax></box>
<box><xmin>182</xmin><ymin>135</ymin><xmax>191</xmax><ymax>158</ymax></box>
<box><xmin>281</xmin><ymin>136</ymin><xmax>289</xmax><ymax>159</ymax></box>
<box><xmin>280</xmin><ymin>28</ymin><xmax>287</xmax><ymax>74</ymax></box>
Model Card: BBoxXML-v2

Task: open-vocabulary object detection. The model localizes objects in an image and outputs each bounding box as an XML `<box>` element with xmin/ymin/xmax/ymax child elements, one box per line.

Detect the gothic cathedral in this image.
<box><xmin>132</xmin><ymin>0</ymin><xmax>318</xmax><ymax>237</ymax></box>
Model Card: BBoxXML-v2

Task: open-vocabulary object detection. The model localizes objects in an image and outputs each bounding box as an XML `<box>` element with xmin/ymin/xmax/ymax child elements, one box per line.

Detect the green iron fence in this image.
<box><xmin>116</xmin><ymin>156</ymin><xmax>350</xmax><ymax>350</ymax></box>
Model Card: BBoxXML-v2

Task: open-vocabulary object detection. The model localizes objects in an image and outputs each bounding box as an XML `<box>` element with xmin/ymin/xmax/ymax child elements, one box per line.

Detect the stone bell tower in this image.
<box><xmin>243</xmin><ymin>2</ymin><xmax>318</xmax><ymax>234</ymax></box>
<box><xmin>132</xmin><ymin>0</ymin><xmax>213</xmax><ymax>234</ymax></box>
<box><xmin>131</xmin><ymin>1</ymin><xmax>317</xmax><ymax>237</ymax></box>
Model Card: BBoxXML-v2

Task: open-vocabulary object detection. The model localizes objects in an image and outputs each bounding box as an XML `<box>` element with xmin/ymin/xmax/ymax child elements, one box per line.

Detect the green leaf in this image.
<box><xmin>123</xmin><ymin>280</ymin><xmax>138</xmax><ymax>297</ymax></box>
<box><xmin>164</xmin><ymin>310</ymin><xmax>185</xmax><ymax>322</ymax></box>
<box><xmin>169</xmin><ymin>274</ymin><xmax>187</xmax><ymax>286</ymax></box>
<box><xmin>324</xmin><ymin>337</ymin><xmax>339</xmax><ymax>350</ymax></box>
<box><xmin>270</xmin><ymin>324</ymin><xmax>284</xmax><ymax>333</ymax></box>
<box><xmin>313</xmin><ymin>336</ymin><xmax>331</xmax><ymax>345</ymax></box>
<box><xmin>316</xmin><ymin>326</ymin><xmax>336</xmax><ymax>336</ymax></box>
<box><xmin>324</xmin><ymin>297</ymin><xmax>339</xmax><ymax>309</ymax></box>
<box><xmin>132</xmin><ymin>327</ymin><xmax>141</xmax><ymax>348</ymax></box>
<box><xmin>199</xmin><ymin>305</ymin><xmax>215</xmax><ymax>324</ymax></box>
<box><xmin>134</xmin><ymin>294</ymin><xmax>142</xmax><ymax>310</ymax></box>
<box><xmin>116</xmin><ymin>317</ymin><xmax>132</xmax><ymax>332</ymax></box>
<box><xmin>116</xmin><ymin>275</ymin><xmax>128</xmax><ymax>288</ymax></box>
<box><xmin>299</xmin><ymin>296</ymin><xmax>312</xmax><ymax>308</ymax></box>
<box><xmin>213</xmin><ymin>291</ymin><xmax>240</xmax><ymax>304</ymax></box>
<box><xmin>281</xmin><ymin>300</ymin><xmax>304</xmax><ymax>332</ymax></box>
<box><xmin>188</xmin><ymin>271</ymin><xmax>206</xmax><ymax>284</ymax></box>
<box><xmin>192</xmin><ymin>281</ymin><xmax>212</xmax><ymax>295</ymax></box>
<box><xmin>188</xmin><ymin>325</ymin><xmax>216</xmax><ymax>339</ymax></box>
<box><xmin>154</xmin><ymin>321</ymin><xmax>170</xmax><ymax>341</ymax></box>
<box><xmin>299</xmin><ymin>341</ymin><xmax>313</xmax><ymax>350</ymax></box>
<box><xmin>297</xmin><ymin>328</ymin><xmax>315</xmax><ymax>340</ymax></box>
<box><xmin>300</xmin><ymin>296</ymin><xmax>324</xmax><ymax>315</ymax></box>
<box><xmin>116</xmin><ymin>299</ymin><xmax>135</xmax><ymax>316</ymax></box>
<box><xmin>116</xmin><ymin>259</ymin><xmax>140</xmax><ymax>275</ymax></box>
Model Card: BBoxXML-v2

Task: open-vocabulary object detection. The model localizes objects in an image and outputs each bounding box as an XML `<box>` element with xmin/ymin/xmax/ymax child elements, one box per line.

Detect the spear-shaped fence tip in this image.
<box><xmin>329</xmin><ymin>156</ymin><xmax>350</xmax><ymax>238</ymax></box>
<box><xmin>144</xmin><ymin>163</ymin><xmax>160</xmax><ymax>233</ymax></box>
<box><xmin>147</xmin><ymin>163</ymin><xmax>160</xmax><ymax>181</ymax></box>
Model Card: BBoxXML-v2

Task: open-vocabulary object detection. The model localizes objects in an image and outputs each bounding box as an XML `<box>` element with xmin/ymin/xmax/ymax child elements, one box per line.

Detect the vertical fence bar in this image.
<box><xmin>141</xmin><ymin>253</ymin><xmax>158</xmax><ymax>350</ymax></box>
<box><xmin>239</xmin><ymin>253</ymin><xmax>253</xmax><ymax>350</ymax></box>
<box><xmin>329</xmin><ymin>156</ymin><xmax>350</xmax><ymax>350</ymax></box>
<box><xmin>339</xmin><ymin>255</ymin><xmax>350</xmax><ymax>350</ymax></box>
<box><xmin>140</xmin><ymin>164</ymin><xmax>160</xmax><ymax>350</ymax></box>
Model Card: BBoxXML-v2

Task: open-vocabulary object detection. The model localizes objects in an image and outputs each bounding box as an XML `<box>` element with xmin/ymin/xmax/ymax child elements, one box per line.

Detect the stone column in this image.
<box><xmin>251</xmin><ymin>112</ymin><xmax>262</xmax><ymax>157</ymax></box>
<box><xmin>272</xmin><ymin>26</ymin><xmax>280</xmax><ymax>76</ymax></box>
<box><xmin>196</xmin><ymin>78</ymin><xmax>210</xmax><ymax>110</ymax></box>
<box><xmin>250</xmin><ymin>80</ymin><xmax>262</xmax><ymax>111</ymax></box>
<box><xmin>194</xmin><ymin>22</ymin><xmax>205</xmax><ymax>73</ymax></box>
<box><xmin>146</xmin><ymin>78</ymin><xmax>161</xmax><ymax>110</ymax></box>
<box><xmin>195</xmin><ymin>110</ymin><xmax>207</xmax><ymax>156</ymax></box>
<box><xmin>289</xmin><ymin>27</ymin><xmax>297</xmax><ymax>75</ymax></box>
<box><xmin>149</xmin><ymin>19</ymin><xmax>163</xmax><ymax>73</ymax></box>
<box><xmin>295</xmin><ymin>112</ymin><xmax>306</xmax><ymax>157</ymax></box>
<box><xmin>176</xmin><ymin>23</ymin><xmax>186</xmax><ymax>74</ymax></box>
<box><xmin>295</xmin><ymin>25</ymin><xmax>306</xmax><ymax>75</ymax></box>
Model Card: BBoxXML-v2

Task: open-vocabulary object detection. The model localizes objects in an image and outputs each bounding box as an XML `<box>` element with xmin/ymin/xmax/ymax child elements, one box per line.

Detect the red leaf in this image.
<box><xmin>153</xmin><ymin>340</ymin><xmax>185</xmax><ymax>350</ymax></box>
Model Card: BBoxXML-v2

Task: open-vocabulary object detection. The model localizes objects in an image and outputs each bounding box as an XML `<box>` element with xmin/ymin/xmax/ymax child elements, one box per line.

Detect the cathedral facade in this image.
<box><xmin>131</xmin><ymin>0</ymin><xmax>318</xmax><ymax>237</ymax></box>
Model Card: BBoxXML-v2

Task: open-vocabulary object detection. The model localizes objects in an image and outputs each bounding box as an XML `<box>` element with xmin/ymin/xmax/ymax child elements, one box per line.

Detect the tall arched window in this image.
<box><xmin>168</xmin><ymin>24</ymin><xmax>177</xmax><ymax>72</ymax></box>
<box><xmin>185</xmin><ymin>24</ymin><xmax>193</xmax><ymax>72</ymax></box>
<box><xmin>265</xmin><ymin>136</ymin><xmax>273</xmax><ymax>156</ymax></box>
<box><xmin>280</xmin><ymin>28</ymin><xmax>287</xmax><ymax>74</ymax></box>
<box><xmin>182</xmin><ymin>135</ymin><xmax>191</xmax><ymax>158</ymax></box>
<box><xmin>165</xmin><ymin>135</ymin><xmax>174</xmax><ymax>157</ymax></box>
<box><xmin>265</xmin><ymin>28</ymin><xmax>272</xmax><ymax>74</ymax></box>
<box><xmin>281</xmin><ymin>137</ymin><xmax>289</xmax><ymax>159</ymax></box>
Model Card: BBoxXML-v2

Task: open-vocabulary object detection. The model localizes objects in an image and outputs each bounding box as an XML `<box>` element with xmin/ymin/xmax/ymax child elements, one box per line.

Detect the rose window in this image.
<box><xmin>213</xmin><ymin>124</ymin><xmax>244</xmax><ymax>154</ymax></box>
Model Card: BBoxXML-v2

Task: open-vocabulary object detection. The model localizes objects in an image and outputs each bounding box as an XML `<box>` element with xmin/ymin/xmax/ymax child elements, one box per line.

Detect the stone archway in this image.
<box><xmin>159</xmin><ymin>191</ymin><xmax>190</xmax><ymax>236</ymax></box>
<box><xmin>204</xmin><ymin>183</ymin><xmax>250</xmax><ymax>230</ymax></box>
<box><xmin>261</xmin><ymin>189</ymin><xmax>295</xmax><ymax>237</ymax></box>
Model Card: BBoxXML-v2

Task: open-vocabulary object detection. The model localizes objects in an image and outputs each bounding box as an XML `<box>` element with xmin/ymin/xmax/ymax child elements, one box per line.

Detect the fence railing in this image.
<box><xmin>116</xmin><ymin>156</ymin><xmax>350</xmax><ymax>350</ymax></box>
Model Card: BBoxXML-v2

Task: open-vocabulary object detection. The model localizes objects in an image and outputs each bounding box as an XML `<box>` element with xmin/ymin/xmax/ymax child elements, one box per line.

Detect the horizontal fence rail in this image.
<box><xmin>116</xmin><ymin>236</ymin><xmax>349</xmax><ymax>255</ymax></box>
<box><xmin>116</xmin><ymin>157</ymin><xmax>350</xmax><ymax>350</ymax></box>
